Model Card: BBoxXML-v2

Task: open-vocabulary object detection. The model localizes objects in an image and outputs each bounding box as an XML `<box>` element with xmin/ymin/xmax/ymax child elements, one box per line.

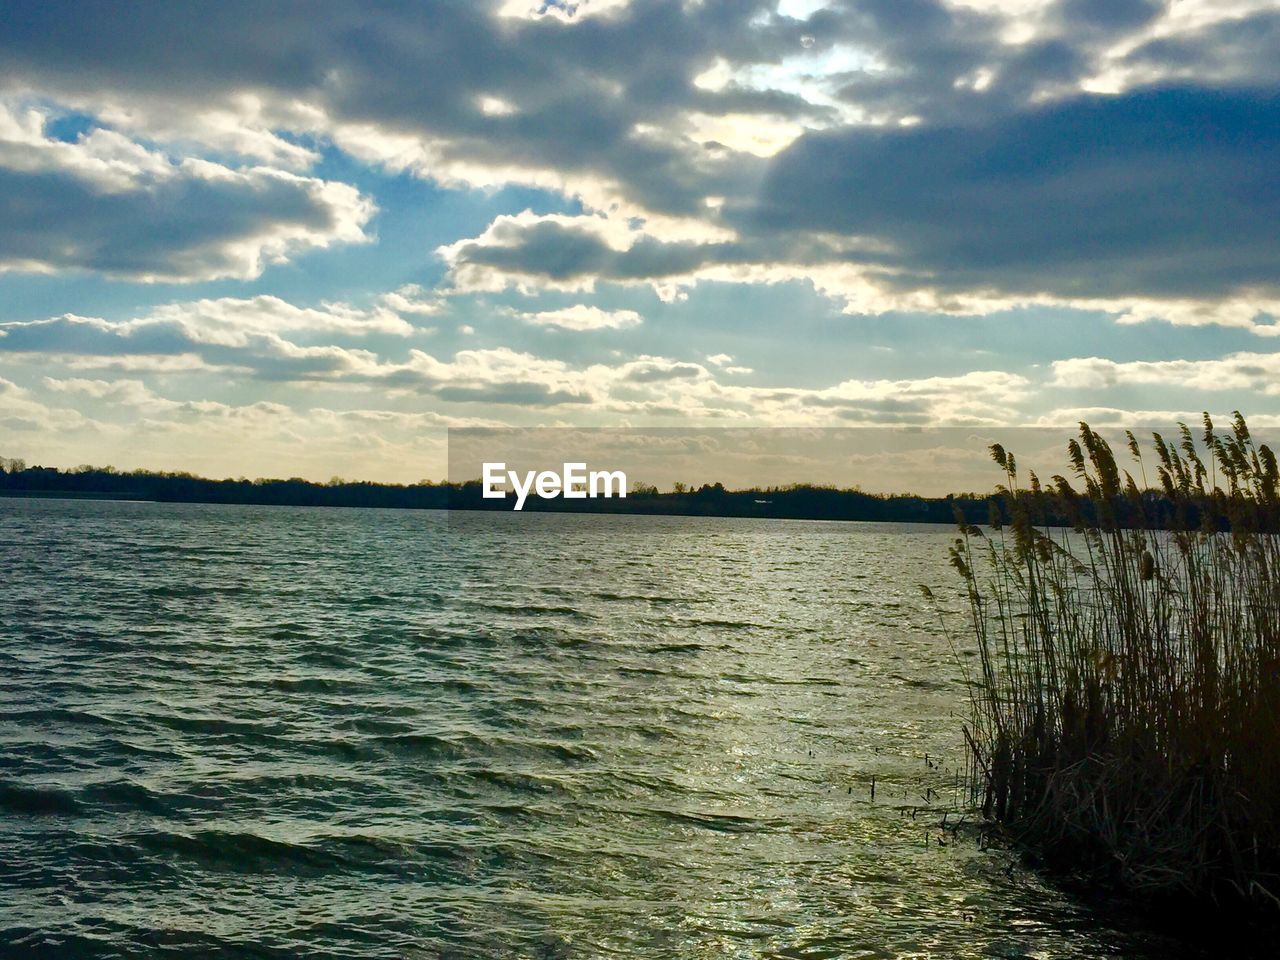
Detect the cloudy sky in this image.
<box><xmin>1</xmin><ymin>0</ymin><xmax>1278</xmax><ymax>483</ymax></box>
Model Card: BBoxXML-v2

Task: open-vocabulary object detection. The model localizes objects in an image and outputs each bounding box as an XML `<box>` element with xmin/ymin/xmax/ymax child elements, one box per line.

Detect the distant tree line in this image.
<box><xmin>0</xmin><ymin>459</ymin><xmax>1011</xmax><ymax>523</ymax></box>
<box><xmin>0</xmin><ymin>457</ymin><xmax>1219</xmax><ymax>528</ymax></box>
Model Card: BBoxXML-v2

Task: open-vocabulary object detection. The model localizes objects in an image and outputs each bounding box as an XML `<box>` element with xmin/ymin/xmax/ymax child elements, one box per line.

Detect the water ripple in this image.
<box><xmin>0</xmin><ymin>500</ymin><xmax>1213</xmax><ymax>959</ymax></box>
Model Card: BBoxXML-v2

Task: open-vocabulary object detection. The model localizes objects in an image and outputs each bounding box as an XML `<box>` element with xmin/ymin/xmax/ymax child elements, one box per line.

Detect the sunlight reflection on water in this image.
<box><xmin>0</xmin><ymin>500</ymin><xmax>1209</xmax><ymax>958</ymax></box>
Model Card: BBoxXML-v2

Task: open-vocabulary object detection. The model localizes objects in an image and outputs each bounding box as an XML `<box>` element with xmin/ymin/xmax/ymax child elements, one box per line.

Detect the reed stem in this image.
<box><xmin>951</xmin><ymin>413</ymin><xmax>1280</xmax><ymax>912</ymax></box>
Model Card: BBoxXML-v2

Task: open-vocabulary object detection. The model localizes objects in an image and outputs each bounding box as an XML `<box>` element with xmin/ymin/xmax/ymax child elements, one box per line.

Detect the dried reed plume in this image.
<box><xmin>940</xmin><ymin>412</ymin><xmax>1280</xmax><ymax>913</ymax></box>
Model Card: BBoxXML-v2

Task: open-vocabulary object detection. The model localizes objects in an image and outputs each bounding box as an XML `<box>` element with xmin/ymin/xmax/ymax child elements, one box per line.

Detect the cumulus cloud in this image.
<box><xmin>775</xmin><ymin>369</ymin><xmax>1032</xmax><ymax>425</ymax></box>
<box><xmin>3</xmin><ymin>0</ymin><xmax>1214</xmax><ymax>234</ymax></box>
<box><xmin>1111</xmin><ymin>298</ymin><xmax>1280</xmax><ymax>337</ymax></box>
<box><xmin>390</xmin><ymin>347</ymin><xmax>595</xmax><ymax>405</ymax></box>
<box><xmin>436</xmin><ymin>209</ymin><xmax>841</xmax><ymax>302</ymax></box>
<box><xmin>436</xmin><ymin>212</ymin><xmax>704</xmax><ymax>296</ymax></box>
<box><xmin>754</xmin><ymin>87</ymin><xmax>1280</xmax><ymax>303</ymax></box>
<box><xmin>1112</xmin><ymin>5</ymin><xmax>1280</xmax><ymax>89</ymax></box>
<box><xmin>41</xmin><ymin>376</ymin><xmax>167</xmax><ymax>408</ymax></box>
<box><xmin>1050</xmin><ymin>353</ymin><xmax>1280</xmax><ymax>393</ymax></box>
<box><xmin>0</xmin><ymin>289</ymin><xmax>449</xmax><ymax>388</ymax></box>
<box><xmin>618</xmin><ymin>357</ymin><xmax>708</xmax><ymax>383</ymax></box>
<box><xmin>2</xmin><ymin>0</ymin><xmax>1279</xmax><ymax>473</ymax></box>
<box><xmin>377</xmin><ymin>284</ymin><xmax>445</xmax><ymax>317</ymax></box>
<box><xmin>438</xmin><ymin>86</ymin><xmax>1280</xmax><ymax>326</ymax></box>
<box><xmin>0</xmin><ymin>376</ymin><xmax>508</xmax><ymax>482</ymax></box>
<box><xmin>517</xmin><ymin>305</ymin><xmax>643</xmax><ymax>331</ymax></box>
<box><xmin>145</xmin><ymin>296</ymin><xmax>415</xmax><ymax>340</ymax></box>
<box><xmin>704</xmin><ymin>353</ymin><xmax>754</xmax><ymax>373</ymax></box>
<box><xmin>0</xmin><ymin>376</ymin><xmax>95</xmax><ymax>436</ymax></box>
<box><xmin>0</xmin><ymin>0</ymin><xmax>814</xmax><ymax>228</ymax></box>
<box><xmin>0</xmin><ymin>103</ymin><xmax>374</xmax><ymax>282</ymax></box>
<box><xmin>2</xmin><ymin>1</ymin><xmax>1278</xmax><ymax>310</ymax></box>
<box><xmin>1030</xmin><ymin>405</ymin><xmax>1280</xmax><ymax>430</ymax></box>
<box><xmin>0</xmin><ymin>314</ymin><xmax>383</xmax><ymax>381</ymax></box>
<box><xmin>0</xmin><ymin>300</ymin><xmax>1035</xmax><ymax>425</ymax></box>
<box><xmin>0</xmin><ymin>313</ymin><xmax>604</xmax><ymax>407</ymax></box>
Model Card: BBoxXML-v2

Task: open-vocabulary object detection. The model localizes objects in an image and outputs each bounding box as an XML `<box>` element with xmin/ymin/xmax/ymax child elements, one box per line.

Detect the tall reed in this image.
<box><xmin>945</xmin><ymin>413</ymin><xmax>1280</xmax><ymax>911</ymax></box>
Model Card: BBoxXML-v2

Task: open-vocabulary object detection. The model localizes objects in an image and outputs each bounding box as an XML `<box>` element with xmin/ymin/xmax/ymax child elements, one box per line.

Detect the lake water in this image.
<box><xmin>0</xmin><ymin>499</ymin><xmax>1208</xmax><ymax>958</ymax></box>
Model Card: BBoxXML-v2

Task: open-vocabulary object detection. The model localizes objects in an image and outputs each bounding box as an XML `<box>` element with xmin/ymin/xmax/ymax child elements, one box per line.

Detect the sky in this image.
<box><xmin>1</xmin><ymin>0</ymin><xmax>1278</xmax><ymax>486</ymax></box>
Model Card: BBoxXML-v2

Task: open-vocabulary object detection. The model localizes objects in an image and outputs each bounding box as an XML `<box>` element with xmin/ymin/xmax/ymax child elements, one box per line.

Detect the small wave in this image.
<box><xmin>889</xmin><ymin>673</ymin><xmax>947</xmax><ymax>691</ymax></box>
<box><xmin>267</xmin><ymin>676</ymin><xmax>360</xmax><ymax>694</ymax></box>
<box><xmin>296</xmin><ymin>649</ymin><xmax>359</xmax><ymax>669</ymax></box>
<box><xmin>266</xmin><ymin>623</ymin><xmax>317</xmax><ymax>641</ymax></box>
<box><xmin>0</xmin><ymin>782</ymin><xmax>82</xmax><ymax>816</ymax></box>
<box><xmin>143</xmin><ymin>713</ymin><xmax>289</xmax><ymax>737</ymax></box>
<box><xmin>372</xmin><ymin>732</ymin><xmax>471</xmax><ymax>760</ymax></box>
<box><xmin>97</xmin><ymin>736</ymin><xmax>183</xmax><ymax>761</ymax></box>
<box><xmin>0</xmin><ymin>706</ymin><xmax>116</xmax><ymax>729</ymax></box>
<box><xmin>649</xmin><ymin>641</ymin><xmax>705</xmax><ymax>654</ymax></box>
<box><xmin>134</xmin><ymin>829</ymin><xmax>340</xmax><ymax>875</ymax></box>
<box><xmin>536</xmin><ymin>740</ymin><xmax>598</xmax><ymax>764</ymax></box>
<box><xmin>664</xmin><ymin>617</ymin><xmax>760</xmax><ymax>629</ymax></box>
<box><xmin>583</xmin><ymin>589</ymin><xmax>691</xmax><ymax>604</ymax></box>
<box><xmin>463</xmin><ymin>769</ymin><xmax>573</xmax><ymax>796</ymax></box>
<box><xmin>461</xmin><ymin>599</ymin><xmax>597</xmax><ymax>621</ymax></box>
<box><xmin>79</xmin><ymin>780</ymin><xmax>169</xmax><ymax>813</ymax></box>
<box><xmin>718</xmin><ymin>673</ymin><xmax>841</xmax><ymax>687</ymax></box>
<box><xmin>145</xmin><ymin>583</ymin><xmax>254</xmax><ymax>599</ymax></box>
<box><xmin>349</xmin><ymin>594</ymin><xmax>395</xmax><ymax>608</ymax></box>
<box><xmin>646</xmin><ymin>807</ymin><xmax>769</xmax><ymax>834</ymax></box>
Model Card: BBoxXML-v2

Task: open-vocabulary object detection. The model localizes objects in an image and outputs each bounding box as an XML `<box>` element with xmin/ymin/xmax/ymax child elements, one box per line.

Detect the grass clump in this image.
<box><xmin>945</xmin><ymin>412</ymin><xmax>1280</xmax><ymax>913</ymax></box>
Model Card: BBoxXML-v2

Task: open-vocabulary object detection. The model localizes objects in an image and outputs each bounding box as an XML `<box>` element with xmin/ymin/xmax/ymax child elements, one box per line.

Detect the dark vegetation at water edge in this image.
<box><xmin>937</xmin><ymin>413</ymin><xmax>1280</xmax><ymax>927</ymax></box>
<box><xmin>0</xmin><ymin>455</ymin><xmax>1265</xmax><ymax>529</ymax></box>
<box><xmin>0</xmin><ymin>457</ymin><xmax>1003</xmax><ymax>523</ymax></box>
